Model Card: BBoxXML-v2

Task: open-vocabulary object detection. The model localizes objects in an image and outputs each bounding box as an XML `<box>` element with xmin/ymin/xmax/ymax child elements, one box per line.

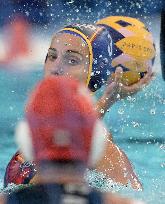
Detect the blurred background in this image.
<box><xmin>0</xmin><ymin>0</ymin><xmax>164</xmax><ymax>66</ymax></box>
<box><xmin>0</xmin><ymin>0</ymin><xmax>164</xmax><ymax>203</ymax></box>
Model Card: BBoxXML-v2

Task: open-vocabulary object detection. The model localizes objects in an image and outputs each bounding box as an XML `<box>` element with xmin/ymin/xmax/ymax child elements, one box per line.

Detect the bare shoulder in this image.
<box><xmin>104</xmin><ymin>192</ymin><xmax>129</xmax><ymax>203</ymax></box>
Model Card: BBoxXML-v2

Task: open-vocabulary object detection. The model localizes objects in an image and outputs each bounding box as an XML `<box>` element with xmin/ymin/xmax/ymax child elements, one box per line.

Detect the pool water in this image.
<box><xmin>0</xmin><ymin>68</ymin><xmax>164</xmax><ymax>203</ymax></box>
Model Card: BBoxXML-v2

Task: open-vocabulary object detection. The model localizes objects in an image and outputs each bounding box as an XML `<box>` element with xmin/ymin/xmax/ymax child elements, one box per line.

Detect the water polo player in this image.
<box><xmin>44</xmin><ymin>20</ymin><xmax>155</xmax><ymax>116</ymax></box>
<box><xmin>4</xmin><ymin>17</ymin><xmax>155</xmax><ymax>187</ymax></box>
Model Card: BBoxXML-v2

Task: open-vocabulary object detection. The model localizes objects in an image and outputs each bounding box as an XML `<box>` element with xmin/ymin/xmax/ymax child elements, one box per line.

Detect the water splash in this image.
<box><xmin>0</xmin><ymin>183</ymin><xmax>31</xmax><ymax>194</ymax></box>
<box><xmin>85</xmin><ymin>169</ymin><xmax>133</xmax><ymax>192</ymax></box>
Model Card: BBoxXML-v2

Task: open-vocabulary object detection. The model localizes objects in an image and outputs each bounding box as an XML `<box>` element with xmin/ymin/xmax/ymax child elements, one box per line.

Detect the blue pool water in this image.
<box><xmin>0</xmin><ymin>68</ymin><xmax>164</xmax><ymax>203</ymax></box>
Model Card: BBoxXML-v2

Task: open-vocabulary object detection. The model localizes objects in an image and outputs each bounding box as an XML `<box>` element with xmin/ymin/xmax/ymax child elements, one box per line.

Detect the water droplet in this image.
<box><xmin>150</xmin><ymin>108</ymin><xmax>156</xmax><ymax>115</ymax></box>
<box><xmin>96</xmin><ymin>71</ymin><xmax>100</xmax><ymax>74</ymax></box>
<box><xmin>106</xmin><ymin>70</ymin><xmax>111</xmax><ymax>76</ymax></box>
<box><xmin>160</xmin><ymin>144</ymin><xmax>165</xmax><ymax>151</ymax></box>
<box><xmin>94</xmin><ymin>84</ymin><xmax>98</xmax><ymax>89</ymax></box>
<box><xmin>116</xmin><ymin>94</ymin><xmax>121</xmax><ymax>99</ymax></box>
<box><xmin>25</xmin><ymin>11</ymin><xmax>29</xmax><ymax>16</ymax></box>
<box><xmin>131</xmin><ymin>121</ymin><xmax>140</xmax><ymax>128</ymax></box>
<box><xmin>100</xmin><ymin>109</ymin><xmax>104</xmax><ymax>114</ymax></box>
<box><xmin>68</xmin><ymin>0</ymin><xmax>74</xmax><ymax>3</ymax></box>
<box><xmin>118</xmin><ymin>108</ymin><xmax>124</xmax><ymax>115</ymax></box>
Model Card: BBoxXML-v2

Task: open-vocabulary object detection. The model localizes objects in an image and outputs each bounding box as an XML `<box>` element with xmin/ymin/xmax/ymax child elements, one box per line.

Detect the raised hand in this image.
<box><xmin>95</xmin><ymin>66</ymin><xmax>155</xmax><ymax>118</ymax></box>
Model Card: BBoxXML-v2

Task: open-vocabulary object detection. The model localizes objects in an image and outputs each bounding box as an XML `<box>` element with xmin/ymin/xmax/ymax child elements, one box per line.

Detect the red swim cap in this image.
<box><xmin>25</xmin><ymin>76</ymin><xmax>98</xmax><ymax>164</ymax></box>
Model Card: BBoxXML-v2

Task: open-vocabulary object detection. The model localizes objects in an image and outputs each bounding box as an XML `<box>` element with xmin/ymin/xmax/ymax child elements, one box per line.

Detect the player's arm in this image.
<box><xmin>95</xmin><ymin>138</ymin><xmax>142</xmax><ymax>190</ymax></box>
<box><xmin>95</xmin><ymin>67</ymin><xmax>154</xmax><ymax>118</ymax></box>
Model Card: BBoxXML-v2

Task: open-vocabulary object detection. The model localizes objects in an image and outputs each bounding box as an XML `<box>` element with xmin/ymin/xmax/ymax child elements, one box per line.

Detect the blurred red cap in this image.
<box><xmin>25</xmin><ymin>76</ymin><xmax>97</xmax><ymax>164</ymax></box>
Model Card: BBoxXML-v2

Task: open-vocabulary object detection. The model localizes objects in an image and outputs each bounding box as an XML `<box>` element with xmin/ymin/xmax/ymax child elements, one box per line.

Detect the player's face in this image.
<box><xmin>44</xmin><ymin>33</ymin><xmax>90</xmax><ymax>84</ymax></box>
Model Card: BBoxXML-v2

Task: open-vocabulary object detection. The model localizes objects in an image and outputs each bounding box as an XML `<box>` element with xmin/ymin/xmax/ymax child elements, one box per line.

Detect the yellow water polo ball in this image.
<box><xmin>97</xmin><ymin>16</ymin><xmax>156</xmax><ymax>85</ymax></box>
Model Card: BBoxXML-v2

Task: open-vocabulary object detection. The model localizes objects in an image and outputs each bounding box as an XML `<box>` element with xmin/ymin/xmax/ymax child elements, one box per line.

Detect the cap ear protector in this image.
<box><xmin>15</xmin><ymin>119</ymin><xmax>108</xmax><ymax>168</ymax></box>
<box><xmin>61</xmin><ymin>24</ymin><xmax>114</xmax><ymax>92</ymax></box>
